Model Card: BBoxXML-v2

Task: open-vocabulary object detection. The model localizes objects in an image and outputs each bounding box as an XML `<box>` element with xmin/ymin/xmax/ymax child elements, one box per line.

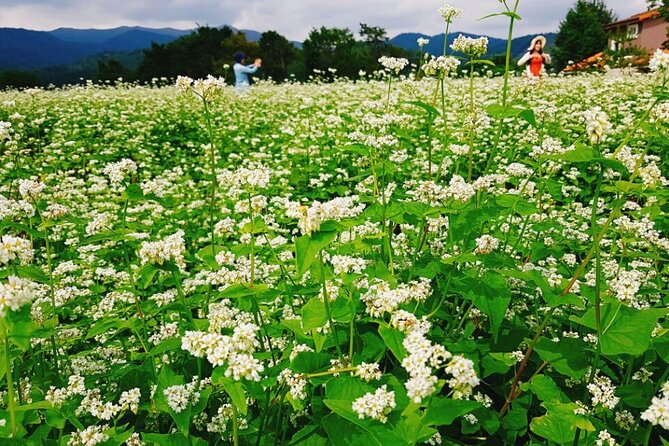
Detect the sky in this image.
<box><xmin>0</xmin><ymin>0</ymin><xmax>651</xmax><ymax>41</ymax></box>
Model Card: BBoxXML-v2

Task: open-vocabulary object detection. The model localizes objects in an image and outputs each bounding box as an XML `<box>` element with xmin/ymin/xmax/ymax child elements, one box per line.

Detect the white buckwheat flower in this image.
<box><xmin>438</xmin><ymin>4</ymin><xmax>463</xmax><ymax>22</ymax></box>
<box><xmin>352</xmin><ymin>385</ymin><xmax>396</xmax><ymax>423</ymax></box>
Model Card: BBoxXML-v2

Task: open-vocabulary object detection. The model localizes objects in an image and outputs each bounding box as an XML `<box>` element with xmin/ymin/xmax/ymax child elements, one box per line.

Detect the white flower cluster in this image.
<box><xmin>0</xmin><ymin>121</ymin><xmax>11</xmax><ymax>140</ymax></box>
<box><xmin>444</xmin><ymin>355</ymin><xmax>480</xmax><ymax>400</ymax></box>
<box><xmin>352</xmin><ymin>385</ymin><xmax>396</xmax><ymax>423</ymax></box>
<box><xmin>102</xmin><ymin>158</ymin><xmax>137</xmax><ymax>187</ymax></box>
<box><xmin>417</xmin><ymin>38</ymin><xmax>430</xmax><ymax>47</ymax></box>
<box><xmin>138</xmin><ymin>230</ymin><xmax>186</xmax><ymax>268</ymax></box>
<box><xmin>474</xmin><ymin>234</ymin><xmax>499</xmax><ymax>255</ymax></box>
<box><xmin>181</xmin><ymin>322</ymin><xmax>264</xmax><ymax>381</ymax></box>
<box><xmin>378</xmin><ymin>56</ymin><xmax>409</xmax><ymax>74</ymax></box>
<box><xmin>67</xmin><ymin>424</ymin><xmax>109</xmax><ymax>446</ymax></box>
<box><xmin>43</xmin><ymin>203</ymin><xmax>69</xmax><ymax>219</ymax></box>
<box><xmin>649</xmin><ymin>48</ymin><xmax>669</xmax><ymax>74</ymax></box>
<box><xmin>356</xmin><ymin>362</ymin><xmax>382</xmax><ymax>382</ymax></box>
<box><xmin>583</xmin><ymin>107</ymin><xmax>611</xmax><ymax>145</ymax></box>
<box><xmin>422</xmin><ymin>56</ymin><xmax>461</xmax><ymax>77</ymax></box>
<box><xmin>587</xmin><ymin>375</ymin><xmax>620</xmax><ymax>410</ymax></box>
<box><xmin>595</xmin><ymin>430</ymin><xmax>616</xmax><ymax>446</ymax></box>
<box><xmin>218</xmin><ymin>164</ymin><xmax>272</xmax><ymax>192</ymax></box>
<box><xmin>451</xmin><ymin>35</ymin><xmax>488</xmax><ymax>58</ymax></box>
<box><xmin>641</xmin><ymin>382</ymin><xmax>669</xmax><ymax>430</ymax></box>
<box><xmin>176</xmin><ymin>74</ymin><xmax>227</xmax><ymax>100</ymax></box>
<box><xmin>438</xmin><ymin>4</ymin><xmax>463</xmax><ymax>22</ymax></box>
<box><xmin>18</xmin><ymin>179</ymin><xmax>46</xmax><ymax>201</ymax></box>
<box><xmin>406</xmin><ymin>176</ymin><xmax>475</xmax><ymax>205</ymax></box>
<box><xmin>402</xmin><ymin>328</ymin><xmax>452</xmax><ymax>402</ymax></box>
<box><xmin>278</xmin><ymin>369</ymin><xmax>308</xmax><ymax>400</ymax></box>
<box><xmin>330</xmin><ymin>255</ymin><xmax>369</xmax><ymax>275</ymax></box>
<box><xmin>286</xmin><ymin>196</ymin><xmax>365</xmax><ymax>236</ymax></box>
<box><xmin>607</xmin><ymin>269</ymin><xmax>644</xmax><ymax>306</ymax></box>
<box><xmin>360</xmin><ymin>277</ymin><xmax>432</xmax><ymax>317</ymax></box>
<box><xmin>163</xmin><ymin>377</ymin><xmax>203</xmax><ymax>413</ymax></box>
<box><xmin>0</xmin><ymin>276</ymin><xmax>37</xmax><ymax>317</ymax></box>
<box><xmin>0</xmin><ymin>235</ymin><xmax>33</xmax><ymax>265</ymax></box>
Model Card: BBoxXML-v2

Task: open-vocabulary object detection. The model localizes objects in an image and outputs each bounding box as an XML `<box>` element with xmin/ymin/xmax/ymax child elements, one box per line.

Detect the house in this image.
<box><xmin>603</xmin><ymin>9</ymin><xmax>668</xmax><ymax>51</ymax></box>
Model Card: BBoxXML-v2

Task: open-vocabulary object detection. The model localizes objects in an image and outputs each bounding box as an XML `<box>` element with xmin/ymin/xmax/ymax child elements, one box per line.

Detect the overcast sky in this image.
<box><xmin>0</xmin><ymin>0</ymin><xmax>651</xmax><ymax>41</ymax></box>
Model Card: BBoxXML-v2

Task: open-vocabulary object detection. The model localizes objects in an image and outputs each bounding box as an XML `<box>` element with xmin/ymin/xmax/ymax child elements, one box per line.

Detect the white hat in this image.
<box><xmin>528</xmin><ymin>35</ymin><xmax>547</xmax><ymax>50</ymax></box>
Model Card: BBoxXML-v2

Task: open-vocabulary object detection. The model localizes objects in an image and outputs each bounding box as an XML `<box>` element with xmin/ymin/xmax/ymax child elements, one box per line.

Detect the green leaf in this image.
<box><xmin>478</xmin><ymin>11</ymin><xmax>522</xmax><ymax>20</ymax></box>
<box><xmin>570</xmin><ymin>304</ymin><xmax>666</xmax><ymax>356</ymax></box>
<box><xmin>295</xmin><ymin>231</ymin><xmax>337</xmax><ymax>277</ymax></box>
<box><xmin>137</xmin><ymin>264</ymin><xmax>159</xmax><ymax>289</ymax></box>
<box><xmin>142</xmin><ymin>433</ymin><xmax>208</xmax><ymax>446</ymax></box>
<box><xmin>125</xmin><ymin>183</ymin><xmax>144</xmax><ymax>201</ymax></box>
<box><xmin>530</xmin><ymin>403</ymin><xmax>594</xmax><ymax>445</ymax></box>
<box><xmin>529</xmin><ymin>375</ymin><xmax>570</xmax><ymax>404</ymax></box>
<box><xmin>519</xmin><ymin>108</ymin><xmax>536</xmax><ymax>126</ymax></box>
<box><xmin>463</xmin><ymin>271</ymin><xmax>511</xmax><ymax>341</ymax></box>
<box><xmin>378</xmin><ymin>326</ymin><xmax>406</xmax><ymax>361</ymax></box>
<box><xmin>423</xmin><ymin>397</ymin><xmax>481</xmax><ymax>426</ymax></box>
<box><xmin>402</xmin><ymin>100</ymin><xmax>440</xmax><ymax>118</ymax></box>
<box><xmin>211</xmin><ymin>368</ymin><xmax>248</xmax><ymax>415</ymax></box>
<box><xmin>301</xmin><ymin>297</ymin><xmax>328</xmax><ymax>331</ymax></box>
<box><xmin>495</xmin><ymin>194</ymin><xmax>537</xmax><ymax>216</ymax></box>
<box><xmin>534</xmin><ymin>337</ymin><xmax>589</xmax><ymax>379</ymax></box>
<box><xmin>291</xmin><ymin>352</ymin><xmax>331</xmax><ymax>374</ymax></box>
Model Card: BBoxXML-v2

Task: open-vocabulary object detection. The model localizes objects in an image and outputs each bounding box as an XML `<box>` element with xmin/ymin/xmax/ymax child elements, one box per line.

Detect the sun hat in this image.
<box><xmin>528</xmin><ymin>35</ymin><xmax>547</xmax><ymax>50</ymax></box>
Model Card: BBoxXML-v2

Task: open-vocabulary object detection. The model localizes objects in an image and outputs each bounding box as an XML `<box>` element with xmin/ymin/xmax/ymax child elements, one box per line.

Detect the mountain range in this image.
<box><xmin>0</xmin><ymin>25</ymin><xmax>556</xmax><ymax>72</ymax></box>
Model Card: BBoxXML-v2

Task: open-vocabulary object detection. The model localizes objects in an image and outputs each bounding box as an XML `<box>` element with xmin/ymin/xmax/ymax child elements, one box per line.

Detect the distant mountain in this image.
<box><xmin>49</xmin><ymin>26</ymin><xmax>191</xmax><ymax>44</ymax></box>
<box><xmin>390</xmin><ymin>32</ymin><xmax>557</xmax><ymax>59</ymax></box>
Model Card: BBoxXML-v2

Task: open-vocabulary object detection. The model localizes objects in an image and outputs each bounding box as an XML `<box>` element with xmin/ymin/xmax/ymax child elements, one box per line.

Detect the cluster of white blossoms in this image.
<box><xmin>406</xmin><ymin>176</ymin><xmax>475</xmax><ymax>205</ymax></box>
<box><xmin>422</xmin><ymin>56</ymin><xmax>461</xmax><ymax>77</ymax></box>
<box><xmin>138</xmin><ymin>230</ymin><xmax>186</xmax><ymax>268</ymax></box>
<box><xmin>218</xmin><ymin>164</ymin><xmax>272</xmax><ymax>193</ymax></box>
<box><xmin>417</xmin><ymin>37</ymin><xmax>430</xmax><ymax>47</ymax></box>
<box><xmin>163</xmin><ymin>377</ymin><xmax>204</xmax><ymax>413</ymax></box>
<box><xmin>451</xmin><ymin>34</ymin><xmax>488</xmax><ymax>58</ymax></box>
<box><xmin>352</xmin><ymin>384</ymin><xmax>396</xmax><ymax>423</ymax></box>
<box><xmin>474</xmin><ymin>234</ymin><xmax>499</xmax><ymax>255</ymax></box>
<box><xmin>0</xmin><ymin>276</ymin><xmax>37</xmax><ymax>317</ymax></box>
<box><xmin>444</xmin><ymin>355</ymin><xmax>481</xmax><ymax>400</ymax></box>
<box><xmin>286</xmin><ymin>196</ymin><xmax>365</xmax><ymax>236</ymax></box>
<box><xmin>649</xmin><ymin>48</ymin><xmax>669</xmax><ymax>74</ymax></box>
<box><xmin>438</xmin><ymin>4</ymin><xmax>463</xmax><ymax>22</ymax></box>
<box><xmin>329</xmin><ymin>254</ymin><xmax>369</xmax><ymax>275</ymax></box>
<box><xmin>0</xmin><ymin>234</ymin><xmax>33</xmax><ymax>264</ymax></box>
<box><xmin>607</xmin><ymin>269</ymin><xmax>644</xmax><ymax>307</ymax></box>
<box><xmin>46</xmin><ymin>374</ymin><xmax>87</xmax><ymax>406</ymax></box>
<box><xmin>640</xmin><ymin>382</ymin><xmax>669</xmax><ymax>430</ymax></box>
<box><xmin>102</xmin><ymin>158</ymin><xmax>137</xmax><ymax>187</ymax></box>
<box><xmin>356</xmin><ymin>362</ymin><xmax>383</xmax><ymax>382</ymax></box>
<box><xmin>360</xmin><ymin>277</ymin><xmax>432</xmax><ymax>317</ymax></box>
<box><xmin>583</xmin><ymin>107</ymin><xmax>611</xmax><ymax>144</ymax></box>
<box><xmin>176</xmin><ymin>74</ymin><xmax>227</xmax><ymax>100</ymax></box>
<box><xmin>18</xmin><ymin>179</ymin><xmax>46</xmax><ymax>201</ymax></box>
<box><xmin>67</xmin><ymin>424</ymin><xmax>109</xmax><ymax>446</ymax></box>
<box><xmin>278</xmin><ymin>369</ymin><xmax>308</xmax><ymax>400</ymax></box>
<box><xmin>402</xmin><ymin>326</ymin><xmax>452</xmax><ymax>402</ymax></box>
<box><xmin>378</xmin><ymin>56</ymin><xmax>409</xmax><ymax>74</ymax></box>
<box><xmin>0</xmin><ymin>121</ymin><xmax>11</xmax><ymax>140</ymax></box>
<box><xmin>587</xmin><ymin>375</ymin><xmax>620</xmax><ymax>410</ymax></box>
<box><xmin>181</xmin><ymin>322</ymin><xmax>264</xmax><ymax>381</ymax></box>
<box><xmin>595</xmin><ymin>430</ymin><xmax>617</xmax><ymax>446</ymax></box>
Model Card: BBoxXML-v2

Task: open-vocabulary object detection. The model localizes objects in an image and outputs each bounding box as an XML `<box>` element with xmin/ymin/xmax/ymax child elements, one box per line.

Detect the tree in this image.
<box><xmin>0</xmin><ymin>70</ymin><xmax>40</xmax><ymax>89</ymax></box>
<box><xmin>258</xmin><ymin>31</ymin><xmax>295</xmax><ymax>81</ymax></box>
<box><xmin>553</xmin><ymin>0</ymin><xmax>617</xmax><ymax>70</ymax></box>
<box><xmin>302</xmin><ymin>27</ymin><xmax>357</xmax><ymax>79</ymax></box>
<box><xmin>97</xmin><ymin>59</ymin><xmax>131</xmax><ymax>83</ymax></box>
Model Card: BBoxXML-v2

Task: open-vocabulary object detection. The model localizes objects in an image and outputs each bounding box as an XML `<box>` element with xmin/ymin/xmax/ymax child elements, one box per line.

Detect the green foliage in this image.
<box><xmin>553</xmin><ymin>0</ymin><xmax>617</xmax><ymax>70</ymax></box>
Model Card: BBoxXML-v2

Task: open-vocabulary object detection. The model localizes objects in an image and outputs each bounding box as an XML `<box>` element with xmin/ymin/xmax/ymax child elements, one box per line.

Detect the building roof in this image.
<box><xmin>603</xmin><ymin>9</ymin><xmax>662</xmax><ymax>30</ymax></box>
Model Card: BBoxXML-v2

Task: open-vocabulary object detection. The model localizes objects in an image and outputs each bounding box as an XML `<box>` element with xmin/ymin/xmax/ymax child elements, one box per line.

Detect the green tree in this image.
<box><xmin>0</xmin><ymin>70</ymin><xmax>40</xmax><ymax>89</ymax></box>
<box><xmin>258</xmin><ymin>31</ymin><xmax>295</xmax><ymax>81</ymax></box>
<box><xmin>302</xmin><ymin>27</ymin><xmax>357</xmax><ymax>79</ymax></box>
<box><xmin>553</xmin><ymin>0</ymin><xmax>617</xmax><ymax>70</ymax></box>
<box><xmin>97</xmin><ymin>59</ymin><xmax>131</xmax><ymax>83</ymax></box>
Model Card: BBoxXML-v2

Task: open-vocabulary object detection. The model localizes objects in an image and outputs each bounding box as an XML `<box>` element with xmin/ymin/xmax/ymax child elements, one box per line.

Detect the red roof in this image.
<box><xmin>603</xmin><ymin>9</ymin><xmax>662</xmax><ymax>30</ymax></box>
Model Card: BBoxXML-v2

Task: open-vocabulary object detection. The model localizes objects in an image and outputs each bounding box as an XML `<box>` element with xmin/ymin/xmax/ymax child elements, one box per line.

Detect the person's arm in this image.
<box><xmin>517</xmin><ymin>52</ymin><xmax>530</xmax><ymax>66</ymax></box>
<box><xmin>240</xmin><ymin>64</ymin><xmax>259</xmax><ymax>74</ymax></box>
<box><xmin>543</xmin><ymin>53</ymin><xmax>552</xmax><ymax>65</ymax></box>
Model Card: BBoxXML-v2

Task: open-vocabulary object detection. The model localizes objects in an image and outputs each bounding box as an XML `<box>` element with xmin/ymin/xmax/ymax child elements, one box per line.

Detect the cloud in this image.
<box><xmin>0</xmin><ymin>0</ymin><xmax>652</xmax><ymax>40</ymax></box>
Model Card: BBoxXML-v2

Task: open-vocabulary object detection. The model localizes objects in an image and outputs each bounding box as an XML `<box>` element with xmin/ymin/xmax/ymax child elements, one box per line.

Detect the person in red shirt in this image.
<box><xmin>518</xmin><ymin>36</ymin><xmax>551</xmax><ymax>79</ymax></box>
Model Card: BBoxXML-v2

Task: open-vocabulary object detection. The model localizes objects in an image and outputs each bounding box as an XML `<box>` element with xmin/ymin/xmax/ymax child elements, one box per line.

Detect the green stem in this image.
<box><xmin>467</xmin><ymin>61</ymin><xmax>475</xmax><ymax>181</ymax></box>
<box><xmin>319</xmin><ymin>251</ymin><xmax>344</xmax><ymax>360</ymax></box>
<box><xmin>4</xmin><ymin>335</ymin><xmax>16</xmax><ymax>436</ymax></box>
<box><xmin>203</xmin><ymin>99</ymin><xmax>217</xmax><ymax>250</ymax></box>
<box><xmin>231</xmin><ymin>402</ymin><xmax>240</xmax><ymax>446</ymax></box>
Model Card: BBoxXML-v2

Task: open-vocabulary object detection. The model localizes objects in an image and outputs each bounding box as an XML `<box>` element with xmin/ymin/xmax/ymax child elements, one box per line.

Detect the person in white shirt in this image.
<box><xmin>517</xmin><ymin>36</ymin><xmax>551</xmax><ymax>79</ymax></box>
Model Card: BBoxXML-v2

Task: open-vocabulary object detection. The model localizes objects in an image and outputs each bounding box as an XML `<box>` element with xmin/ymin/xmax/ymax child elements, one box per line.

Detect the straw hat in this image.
<box><xmin>528</xmin><ymin>35</ymin><xmax>546</xmax><ymax>50</ymax></box>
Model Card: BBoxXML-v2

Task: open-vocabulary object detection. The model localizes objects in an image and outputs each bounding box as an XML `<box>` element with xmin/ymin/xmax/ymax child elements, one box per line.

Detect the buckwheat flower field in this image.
<box><xmin>2</xmin><ymin>26</ymin><xmax>669</xmax><ymax>446</ymax></box>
